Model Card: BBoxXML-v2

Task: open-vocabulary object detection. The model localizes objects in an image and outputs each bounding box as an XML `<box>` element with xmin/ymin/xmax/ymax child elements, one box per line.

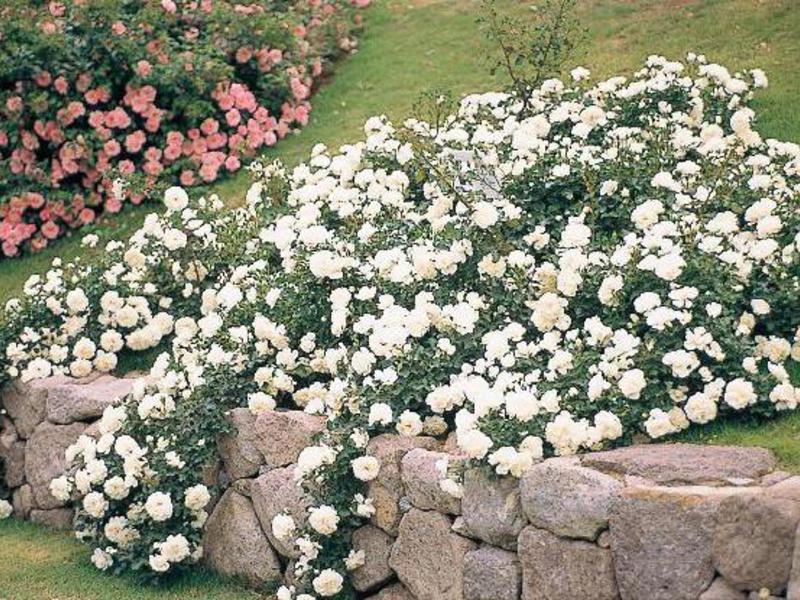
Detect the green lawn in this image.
<box><xmin>1</xmin><ymin>0</ymin><xmax>799</xmax><ymax>594</ymax></box>
<box><xmin>0</xmin><ymin>519</ymin><xmax>266</xmax><ymax>600</ymax></box>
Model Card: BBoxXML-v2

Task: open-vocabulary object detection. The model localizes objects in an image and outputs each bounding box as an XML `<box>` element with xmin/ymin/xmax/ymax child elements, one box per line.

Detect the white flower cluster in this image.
<box><xmin>0</xmin><ymin>189</ymin><xmax>249</xmax><ymax>386</ymax></box>
<box><xmin>3</xmin><ymin>55</ymin><xmax>798</xmax><ymax>596</ymax></box>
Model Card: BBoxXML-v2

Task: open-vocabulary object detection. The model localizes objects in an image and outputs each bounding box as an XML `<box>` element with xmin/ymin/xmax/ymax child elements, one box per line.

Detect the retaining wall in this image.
<box><xmin>3</xmin><ymin>375</ymin><xmax>800</xmax><ymax>600</ymax></box>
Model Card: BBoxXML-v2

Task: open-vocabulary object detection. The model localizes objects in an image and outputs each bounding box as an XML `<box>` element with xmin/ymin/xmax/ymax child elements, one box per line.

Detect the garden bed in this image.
<box><xmin>0</xmin><ymin>27</ymin><xmax>798</xmax><ymax>600</ymax></box>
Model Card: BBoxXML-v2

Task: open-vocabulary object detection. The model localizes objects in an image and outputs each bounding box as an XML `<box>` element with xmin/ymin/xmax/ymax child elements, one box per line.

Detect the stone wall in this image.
<box><xmin>208</xmin><ymin>406</ymin><xmax>800</xmax><ymax>600</ymax></box>
<box><xmin>0</xmin><ymin>374</ymin><xmax>134</xmax><ymax>528</ymax></box>
<box><xmin>4</xmin><ymin>375</ymin><xmax>800</xmax><ymax>600</ymax></box>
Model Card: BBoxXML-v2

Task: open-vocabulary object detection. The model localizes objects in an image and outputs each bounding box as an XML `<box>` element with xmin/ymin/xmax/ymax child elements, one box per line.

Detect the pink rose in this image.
<box><xmin>136</xmin><ymin>60</ymin><xmax>152</xmax><ymax>77</ymax></box>
<box><xmin>125</xmin><ymin>130</ymin><xmax>147</xmax><ymax>153</ymax></box>
<box><xmin>224</xmin><ymin>155</ymin><xmax>241</xmax><ymax>171</ymax></box>
<box><xmin>104</xmin><ymin>139</ymin><xmax>121</xmax><ymax>157</ymax></box>
<box><xmin>179</xmin><ymin>170</ymin><xmax>196</xmax><ymax>186</ymax></box>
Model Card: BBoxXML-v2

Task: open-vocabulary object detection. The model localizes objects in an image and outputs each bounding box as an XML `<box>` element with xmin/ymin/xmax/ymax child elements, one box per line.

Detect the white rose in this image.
<box><xmin>618</xmin><ymin>369</ymin><xmax>647</xmax><ymax>400</ymax></box>
<box><xmin>271</xmin><ymin>514</ymin><xmax>296</xmax><ymax>541</ymax></box>
<box><xmin>164</xmin><ymin>186</ymin><xmax>189</xmax><ymax>211</ymax></box>
<box><xmin>458</xmin><ymin>429</ymin><xmax>493</xmax><ymax>459</ymax></box>
<box><xmin>65</xmin><ymin>288</ymin><xmax>89</xmax><ymax>313</ymax></box>
<box><xmin>159</xmin><ymin>534</ymin><xmax>191</xmax><ymax>563</ymax></box>
<box><xmin>149</xmin><ymin>553</ymin><xmax>170</xmax><ymax>573</ymax></box>
<box><xmin>472</xmin><ymin>202</ymin><xmax>499</xmax><ymax>229</ymax></box>
<box><xmin>724</xmin><ymin>378</ymin><xmax>757</xmax><ymax>410</ymax></box>
<box><xmin>91</xmin><ymin>548</ymin><xmax>113</xmax><ymax>570</ymax></box>
<box><xmin>145</xmin><ymin>491</ymin><xmax>173</xmax><ymax>522</ymax></box>
<box><xmin>313</xmin><ymin>569</ymin><xmax>344</xmax><ymax>597</ymax></box>
<box><xmin>184</xmin><ymin>484</ymin><xmax>211</xmax><ymax>511</ymax></box>
<box><xmin>248</xmin><ymin>392</ymin><xmax>276</xmax><ymax>415</ymax></box>
<box><xmin>83</xmin><ymin>491</ymin><xmax>109</xmax><ymax>519</ymax></box>
<box><xmin>308</xmin><ymin>505</ymin><xmax>339</xmax><ymax>535</ymax></box>
<box><xmin>685</xmin><ymin>392</ymin><xmax>718</xmax><ymax>424</ymax></box>
<box><xmin>396</xmin><ymin>410</ymin><xmax>423</xmax><ymax>437</ymax></box>
<box><xmin>351</xmin><ymin>456</ymin><xmax>380</xmax><ymax>481</ymax></box>
<box><xmin>49</xmin><ymin>476</ymin><xmax>72</xmax><ymax>502</ymax></box>
<box><xmin>104</xmin><ymin>476</ymin><xmax>130</xmax><ymax>500</ymax></box>
<box><xmin>368</xmin><ymin>403</ymin><xmax>393</xmax><ymax>426</ymax></box>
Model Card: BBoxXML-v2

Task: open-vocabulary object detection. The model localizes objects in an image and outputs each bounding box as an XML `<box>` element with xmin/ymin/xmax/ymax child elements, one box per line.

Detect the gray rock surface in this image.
<box><xmin>518</xmin><ymin>526</ymin><xmax>618</xmax><ymax>600</ymax></box>
<box><xmin>45</xmin><ymin>376</ymin><xmax>133</xmax><ymax>424</ymax></box>
<box><xmin>254</xmin><ymin>410</ymin><xmax>325</xmax><ymax>468</ymax></box>
<box><xmin>583</xmin><ymin>444</ymin><xmax>776</xmax><ymax>485</ymax></box>
<box><xmin>12</xmin><ymin>484</ymin><xmax>35</xmax><ymax>518</ymax></box>
<box><xmin>250</xmin><ymin>464</ymin><xmax>310</xmax><ymax>558</ymax></box>
<box><xmin>463</xmin><ymin>545</ymin><xmax>521</xmax><ymax>600</ymax></box>
<box><xmin>609</xmin><ymin>485</ymin><xmax>722</xmax><ymax>600</ymax></box>
<box><xmin>401</xmin><ymin>448</ymin><xmax>462</xmax><ymax>514</ymax></box>
<box><xmin>461</xmin><ymin>468</ymin><xmax>526</xmax><ymax>550</ymax></box>
<box><xmin>351</xmin><ymin>524</ymin><xmax>396</xmax><ymax>592</ymax></box>
<box><xmin>29</xmin><ymin>508</ymin><xmax>73</xmax><ymax>530</ymax></box>
<box><xmin>367</xmin><ymin>434</ymin><xmax>439</xmax><ymax>534</ymax></box>
<box><xmin>520</xmin><ymin>457</ymin><xmax>622</xmax><ymax>540</ymax></box>
<box><xmin>700</xmin><ymin>577</ymin><xmax>747</xmax><ymax>600</ymax></box>
<box><xmin>24</xmin><ymin>420</ymin><xmax>86</xmax><ymax>509</ymax></box>
<box><xmin>389</xmin><ymin>508</ymin><xmax>477</xmax><ymax>600</ymax></box>
<box><xmin>202</xmin><ymin>489</ymin><xmax>281</xmax><ymax>586</ymax></box>
<box><xmin>2</xmin><ymin>378</ymin><xmax>51</xmax><ymax>438</ymax></box>
<box><xmin>713</xmin><ymin>493</ymin><xmax>800</xmax><ymax>592</ymax></box>
<box><xmin>217</xmin><ymin>408</ymin><xmax>263</xmax><ymax>480</ymax></box>
<box><xmin>366</xmin><ymin>583</ymin><xmax>416</xmax><ymax>600</ymax></box>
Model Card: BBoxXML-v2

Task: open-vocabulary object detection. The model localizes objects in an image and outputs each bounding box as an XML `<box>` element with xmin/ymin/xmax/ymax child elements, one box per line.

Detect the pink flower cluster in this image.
<box><xmin>0</xmin><ymin>0</ymin><xmax>368</xmax><ymax>258</ymax></box>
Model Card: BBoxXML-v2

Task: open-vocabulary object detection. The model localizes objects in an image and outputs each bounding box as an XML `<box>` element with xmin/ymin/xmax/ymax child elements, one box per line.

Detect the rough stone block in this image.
<box><xmin>389</xmin><ymin>508</ymin><xmax>477</xmax><ymax>600</ymax></box>
<box><xmin>520</xmin><ymin>456</ymin><xmax>622</xmax><ymax>540</ymax></box>
<box><xmin>203</xmin><ymin>489</ymin><xmax>281</xmax><ymax>586</ymax></box>
<box><xmin>461</xmin><ymin>468</ymin><xmax>526</xmax><ymax>550</ymax></box>
<box><xmin>518</xmin><ymin>526</ymin><xmax>617</xmax><ymax>600</ymax></box>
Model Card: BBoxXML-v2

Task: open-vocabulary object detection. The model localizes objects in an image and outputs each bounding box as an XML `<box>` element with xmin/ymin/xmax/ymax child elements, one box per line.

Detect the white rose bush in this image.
<box><xmin>0</xmin><ymin>54</ymin><xmax>798</xmax><ymax>597</ymax></box>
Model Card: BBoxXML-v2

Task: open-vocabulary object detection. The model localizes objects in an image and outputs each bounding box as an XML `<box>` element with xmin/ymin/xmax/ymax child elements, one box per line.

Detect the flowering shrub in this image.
<box><xmin>0</xmin><ymin>0</ymin><xmax>365</xmax><ymax>258</ymax></box>
<box><xmin>2</xmin><ymin>55</ymin><xmax>800</xmax><ymax>596</ymax></box>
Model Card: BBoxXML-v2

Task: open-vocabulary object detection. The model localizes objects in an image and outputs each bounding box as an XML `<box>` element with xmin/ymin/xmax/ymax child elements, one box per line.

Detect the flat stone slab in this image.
<box><xmin>582</xmin><ymin>443</ymin><xmax>776</xmax><ymax>485</ymax></box>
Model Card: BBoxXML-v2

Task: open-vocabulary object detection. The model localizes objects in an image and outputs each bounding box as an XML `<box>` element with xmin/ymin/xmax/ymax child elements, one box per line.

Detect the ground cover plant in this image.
<box><xmin>0</xmin><ymin>0</ymin><xmax>364</xmax><ymax>258</ymax></box>
<box><xmin>1</xmin><ymin>1</ymin><xmax>797</xmax><ymax>600</ymax></box>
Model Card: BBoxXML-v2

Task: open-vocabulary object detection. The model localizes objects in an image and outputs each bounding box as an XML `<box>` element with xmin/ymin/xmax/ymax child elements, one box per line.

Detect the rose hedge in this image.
<box><xmin>1</xmin><ymin>55</ymin><xmax>799</xmax><ymax>597</ymax></box>
<box><xmin>0</xmin><ymin>0</ymin><xmax>365</xmax><ymax>258</ymax></box>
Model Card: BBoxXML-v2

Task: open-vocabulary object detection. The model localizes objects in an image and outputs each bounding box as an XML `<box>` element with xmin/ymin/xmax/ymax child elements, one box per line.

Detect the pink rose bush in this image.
<box><xmin>0</xmin><ymin>0</ymin><xmax>367</xmax><ymax>258</ymax></box>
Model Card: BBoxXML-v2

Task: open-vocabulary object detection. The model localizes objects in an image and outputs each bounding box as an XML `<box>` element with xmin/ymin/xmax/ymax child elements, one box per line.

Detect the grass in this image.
<box><xmin>0</xmin><ymin>0</ymin><xmax>799</xmax><ymax>593</ymax></box>
<box><xmin>0</xmin><ymin>519</ymin><xmax>266</xmax><ymax>600</ymax></box>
